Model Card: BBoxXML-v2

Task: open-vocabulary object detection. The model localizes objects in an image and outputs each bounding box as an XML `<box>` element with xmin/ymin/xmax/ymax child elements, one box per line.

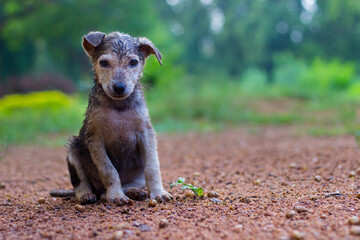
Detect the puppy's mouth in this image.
<box><xmin>107</xmin><ymin>92</ymin><xmax>131</xmax><ymax>100</ymax></box>
<box><xmin>102</xmin><ymin>87</ymin><xmax>132</xmax><ymax>101</ymax></box>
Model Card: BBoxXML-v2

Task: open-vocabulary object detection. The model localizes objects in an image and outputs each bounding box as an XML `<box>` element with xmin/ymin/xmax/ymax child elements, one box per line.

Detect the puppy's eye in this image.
<box><xmin>129</xmin><ymin>59</ymin><xmax>138</xmax><ymax>67</ymax></box>
<box><xmin>99</xmin><ymin>60</ymin><xmax>110</xmax><ymax>68</ymax></box>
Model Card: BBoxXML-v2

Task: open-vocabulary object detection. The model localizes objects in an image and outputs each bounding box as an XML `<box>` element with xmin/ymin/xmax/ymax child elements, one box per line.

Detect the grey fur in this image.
<box><xmin>52</xmin><ymin>31</ymin><xmax>171</xmax><ymax>205</ymax></box>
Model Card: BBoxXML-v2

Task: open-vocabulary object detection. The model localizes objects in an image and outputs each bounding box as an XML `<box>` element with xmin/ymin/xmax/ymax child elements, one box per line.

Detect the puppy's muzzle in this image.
<box><xmin>112</xmin><ymin>82</ymin><xmax>126</xmax><ymax>95</ymax></box>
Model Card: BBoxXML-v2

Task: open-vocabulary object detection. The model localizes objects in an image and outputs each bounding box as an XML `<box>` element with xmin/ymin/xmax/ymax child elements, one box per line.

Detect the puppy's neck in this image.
<box><xmin>90</xmin><ymin>79</ymin><xmax>144</xmax><ymax>112</ymax></box>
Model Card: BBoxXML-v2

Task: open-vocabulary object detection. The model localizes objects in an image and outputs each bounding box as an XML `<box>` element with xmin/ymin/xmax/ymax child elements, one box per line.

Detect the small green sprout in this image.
<box><xmin>170</xmin><ymin>177</ymin><xmax>204</xmax><ymax>197</ymax></box>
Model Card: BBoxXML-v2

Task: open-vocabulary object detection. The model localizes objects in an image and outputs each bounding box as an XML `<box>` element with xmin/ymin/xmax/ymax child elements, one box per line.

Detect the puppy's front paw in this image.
<box><xmin>107</xmin><ymin>187</ymin><xmax>130</xmax><ymax>206</ymax></box>
<box><xmin>150</xmin><ymin>190</ymin><xmax>172</xmax><ymax>203</ymax></box>
<box><xmin>124</xmin><ymin>187</ymin><xmax>148</xmax><ymax>201</ymax></box>
<box><xmin>80</xmin><ymin>193</ymin><xmax>97</xmax><ymax>205</ymax></box>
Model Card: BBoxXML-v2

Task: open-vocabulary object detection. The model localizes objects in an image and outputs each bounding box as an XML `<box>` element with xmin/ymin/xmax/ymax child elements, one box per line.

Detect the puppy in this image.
<box><xmin>54</xmin><ymin>31</ymin><xmax>172</xmax><ymax>205</ymax></box>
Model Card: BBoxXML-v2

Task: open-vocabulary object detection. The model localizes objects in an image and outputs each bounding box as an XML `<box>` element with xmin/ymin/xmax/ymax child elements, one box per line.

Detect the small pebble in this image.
<box><xmin>40</xmin><ymin>232</ymin><xmax>53</xmax><ymax>239</ymax></box>
<box><xmin>294</xmin><ymin>206</ymin><xmax>308</xmax><ymax>213</ymax></box>
<box><xmin>185</xmin><ymin>191</ymin><xmax>195</xmax><ymax>198</ymax></box>
<box><xmin>253</xmin><ymin>179</ymin><xmax>261</xmax><ymax>185</ymax></box>
<box><xmin>290</xmin><ymin>230</ymin><xmax>305</xmax><ymax>240</ymax></box>
<box><xmin>286</xmin><ymin>210</ymin><xmax>297</xmax><ymax>219</ymax></box>
<box><xmin>124</xmin><ymin>230</ymin><xmax>134</xmax><ymax>236</ymax></box>
<box><xmin>38</xmin><ymin>198</ymin><xmax>46</xmax><ymax>204</ymax></box>
<box><xmin>148</xmin><ymin>199</ymin><xmax>157</xmax><ymax>207</ymax></box>
<box><xmin>209</xmin><ymin>198</ymin><xmax>221</xmax><ymax>203</ymax></box>
<box><xmin>207</xmin><ymin>191</ymin><xmax>219</xmax><ymax>198</ymax></box>
<box><xmin>314</xmin><ymin>175</ymin><xmax>322</xmax><ymax>182</ymax></box>
<box><xmin>290</xmin><ymin>163</ymin><xmax>298</xmax><ymax>169</ymax></box>
<box><xmin>0</xmin><ymin>183</ymin><xmax>5</xmax><ymax>189</ymax></box>
<box><xmin>0</xmin><ymin>200</ymin><xmax>12</xmax><ymax>206</ymax></box>
<box><xmin>309</xmin><ymin>195</ymin><xmax>318</xmax><ymax>200</ymax></box>
<box><xmin>239</xmin><ymin>197</ymin><xmax>251</xmax><ymax>204</ymax></box>
<box><xmin>138</xmin><ymin>224</ymin><xmax>152</xmax><ymax>232</ymax></box>
<box><xmin>193</xmin><ymin>172</ymin><xmax>201</xmax><ymax>177</ymax></box>
<box><xmin>159</xmin><ymin>219</ymin><xmax>169</xmax><ymax>229</ymax></box>
<box><xmin>75</xmin><ymin>204</ymin><xmax>85</xmax><ymax>212</ymax></box>
<box><xmin>325</xmin><ymin>192</ymin><xmax>342</xmax><ymax>198</ymax></box>
<box><xmin>349</xmin><ymin>171</ymin><xmax>356</xmax><ymax>177</ymax></box>
<box><xmin>115</xmin><ymin>223</ymin><xmax>128</xmax><ymax>230</ymax></box>
<box><xmin>110</xmin><ymin>231</ymin><xmax>123</xmax><ymax>240</ymax></box>
<box><xmin>350</xmin><ymin>226</ymin><xmax>360</xmax><ymax>236</ymax></box>
<box><xmin>348</xmin><ymin>216</ymin><xmax>360</xmax><ymax>225</ymax></box>
<box><xmin>233</xmin><ymin>224</ymin><xmax>243</xmax><ymax>232</ymax></box>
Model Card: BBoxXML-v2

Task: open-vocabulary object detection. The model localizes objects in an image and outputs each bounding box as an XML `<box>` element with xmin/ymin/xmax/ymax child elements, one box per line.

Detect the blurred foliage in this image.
<box><xmin>2</xmin><ymin>0</ymin><xmax>360</xmax><ymax>82</ymax></box>
<box><xmin>0</xmin><ymin>91</ymin><xmax>72</xmax><ymax>113</ymax></box>
<box><xmin>158</xmin><ymin>0</ymin><xmax>360</xmax><ymax>75</ymax></box>
<box><xmin>273</xmin><ymin>54</ymin><xmax>357</xmax><ymax>98</ymax></box>
<box><xmin>2</xmin><ymin>76</ymin><xmax>360</xmax><ymax>145</ymax></box>
<box><xmin>240</xmin><ymin>68</ymin><xmax>268</xmax><ymax>94</ymax></box>
<box><xmin>0</xmin><ymin>91</ymin><xmax>86</xmax><ymax>144</ymax></box>
<box><xmin>1</xmin><ymin>0</ymin><xmax>360</xmax><ymax>145</ymax></box>
<box><xmin>301</xmin><ymin>58</ymin><xmax>355</xmax><ymax>96</ymax></box>
<box><xmin>0</xmin><ymin>0</ymin><xmax>174</xmax><ymax>82</ymax></box>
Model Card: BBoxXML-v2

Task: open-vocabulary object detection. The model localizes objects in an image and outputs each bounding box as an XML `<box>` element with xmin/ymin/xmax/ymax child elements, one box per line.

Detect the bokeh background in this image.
<box><xmin>1</xmin><ymin>0</ymin><xmax>360</xmax><ymax>146</ymax></box>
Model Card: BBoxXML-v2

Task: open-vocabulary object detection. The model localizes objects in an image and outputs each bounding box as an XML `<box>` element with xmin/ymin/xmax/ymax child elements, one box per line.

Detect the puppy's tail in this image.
<box><xmin>49</xmin><ymin>189</ymin><xmax>75</xmax><ymax>198</ymax></box>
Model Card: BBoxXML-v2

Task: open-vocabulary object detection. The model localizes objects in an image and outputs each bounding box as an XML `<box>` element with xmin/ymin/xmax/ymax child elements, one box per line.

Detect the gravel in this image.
<box><xmin>290</xmin><ymin>230</ymin><xmax>305</xmax><ymax>240</ymax></box>
<box><xmin>159</xmin><ymin>219</ymin><xmax>169</xmax><ymax>229</ymax></box>
<box><xmin>350</xmin><ymin>226</ymin><xmax>360</xmax><ymax>236</ymax></box>
<box><xmin>314</xmin><ymin>175</ymin><xmax>322</xmax><ymax>182</ymax></box>
<box><xmin>75</xmin><ymin>204</ymin><xmax>85</xmax><ymax>212</ymax></box>
<box><xmin>148</xmin><ymin>199</ymin><xmax>157</xmax><ymax>207</ymax></box>
<box><xmin>286</xmin><ymin>210</ymin><xmax>297</xmax><ymax>219</ymax></box>
<box><xmin>207</xmin><ymin>191</ymin><xmax>219</xmax><ymax>198</ymax></box>
<box><xmin>1</xmin><ymin>127</ymin><xmax>360</xmax><ymax>239</ymax></box>
<box><xmin>110</xmin><ymin>230</ymin><xmax>123</xmax><ymax>240</ymax></box>
<box><xmin>294</xmin><ymin>206</ymin><xmax>308</xmax><ymax>213</ymax></box>
<box><xmin>348</xmin><ymin>216</ymin><xmax>360</xmax><ymax>225</ymax></box>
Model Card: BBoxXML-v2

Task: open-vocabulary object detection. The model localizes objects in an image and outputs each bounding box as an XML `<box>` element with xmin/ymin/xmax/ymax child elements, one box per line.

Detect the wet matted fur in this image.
<box><xmin>51</xmin><ymin>31</ymin><xmax>172</xmax><ymax>205</ymax></box>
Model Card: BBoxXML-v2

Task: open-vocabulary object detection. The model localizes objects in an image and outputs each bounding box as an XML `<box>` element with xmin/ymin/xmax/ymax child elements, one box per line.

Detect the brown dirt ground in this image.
<box><xmin>1</xmin><ymin>127</ymin><xmax>360</xmax><ymax>240</ymax></box>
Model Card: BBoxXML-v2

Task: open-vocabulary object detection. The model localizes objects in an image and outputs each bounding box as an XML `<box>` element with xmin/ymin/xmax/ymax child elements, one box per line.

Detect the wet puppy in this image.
<box><xmin>58</xmin><ymin>31</ymin><xmax>172</xmax><ymax>205</ymax></box>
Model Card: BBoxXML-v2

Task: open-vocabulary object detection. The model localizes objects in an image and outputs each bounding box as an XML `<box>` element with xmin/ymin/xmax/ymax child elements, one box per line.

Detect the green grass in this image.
<box><xmin>0</xmin><ymin>91</ymin><xmax>86</xmax><ymax>146</ymax></box>
<box><xmin>1</xmin><ymin>74</ymin><xmax>360</xmax><ymax>147</ymax></box>
<box><xmin>307</xmin><ymin>126</ymin><xmax>347</xmax><ymax>137</ymax></box>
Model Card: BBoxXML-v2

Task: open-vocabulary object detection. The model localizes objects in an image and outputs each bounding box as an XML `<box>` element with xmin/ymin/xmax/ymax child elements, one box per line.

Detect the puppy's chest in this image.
<box><xmin>91</xmin><ymin>107</ymin><xmax>147</xmax><ymax>148</ymax></box>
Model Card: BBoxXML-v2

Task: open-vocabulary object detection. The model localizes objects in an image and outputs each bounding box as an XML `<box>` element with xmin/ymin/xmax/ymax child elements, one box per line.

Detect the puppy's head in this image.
<box><xmin>82</xmin><ymin>31</ymin><xmax>162</xmax><ymax>100</ymax></box>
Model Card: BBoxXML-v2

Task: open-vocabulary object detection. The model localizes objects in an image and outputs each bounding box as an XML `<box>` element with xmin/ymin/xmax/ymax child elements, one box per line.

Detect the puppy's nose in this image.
<box><xmin>113</xmin><ymin>83</ymin><xmax>126</xmax><ymax>95</ymax></box>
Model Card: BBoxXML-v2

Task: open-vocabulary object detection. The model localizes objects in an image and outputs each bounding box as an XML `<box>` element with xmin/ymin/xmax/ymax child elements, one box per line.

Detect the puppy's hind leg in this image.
<box><xmin>67</xmin><ymin>150</ymin><xmax>97</xmax><ymax>204</ymax></box>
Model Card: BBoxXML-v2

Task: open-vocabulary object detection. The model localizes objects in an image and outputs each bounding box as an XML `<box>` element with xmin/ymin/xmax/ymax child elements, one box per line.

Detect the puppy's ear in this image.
<box><xmin>138</xmin><ymin>37</ymin><xmax>163</xmax><ymax>66</ymax></box>
<box><xmin>82</xmin><ymin>31</ymin><xmax>105</xmax><ymax>57</ymax></box>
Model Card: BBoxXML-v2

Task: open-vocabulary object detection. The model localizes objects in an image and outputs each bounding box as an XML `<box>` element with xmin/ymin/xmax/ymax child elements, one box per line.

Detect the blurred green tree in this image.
<box><xmin>158</xmin><ymin>0</ymin><xmax>360</xmax><ymax>77</ymax></box>
<box><xmin>1</xmin><ymin>0</ymin><xmax>360</xmax><ymax>88</ymax></box>
<box><xmin>0</xmin><ymin>0</ymin><xmax>171</xmax><ymax>82</ymax></box>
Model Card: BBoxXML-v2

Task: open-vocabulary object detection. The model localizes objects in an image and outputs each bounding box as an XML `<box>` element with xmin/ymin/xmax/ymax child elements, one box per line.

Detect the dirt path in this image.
<box><xmin>1</xmin><ymin>127</ymin><xmax>360</xmax><ymax>240</ymax></box>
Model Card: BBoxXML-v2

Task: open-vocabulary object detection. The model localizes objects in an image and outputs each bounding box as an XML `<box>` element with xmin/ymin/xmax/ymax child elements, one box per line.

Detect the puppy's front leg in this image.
<box><xmin>139</xmin><ymin>127</ymin><xmax>172</xmax><ymax>202</ymax></box>
<box><xmin>88</xmin><ymin>138</ymin><xmax>129</xmax><ymax>205</ymax></box>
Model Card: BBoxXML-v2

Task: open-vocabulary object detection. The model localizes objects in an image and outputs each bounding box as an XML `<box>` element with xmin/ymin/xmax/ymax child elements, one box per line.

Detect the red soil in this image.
<box><xmin>1</xmin><ymin>127</ymin><xmax>360</xmax><ymax>239</ymax></box>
